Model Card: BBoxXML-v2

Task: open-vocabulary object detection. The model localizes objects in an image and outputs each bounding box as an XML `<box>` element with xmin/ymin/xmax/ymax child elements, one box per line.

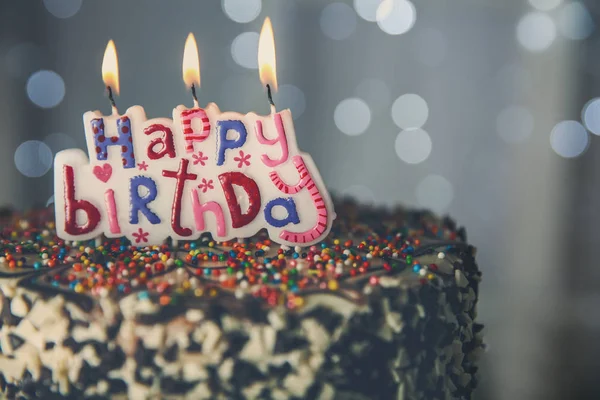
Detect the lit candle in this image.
<box><xmin>102</xmin><ymin>39</ymin><xmax>120</xmax><ymax>116</ymax></box>
<box><xmin>258</xmin><ymin>17</ymin><xmax>277</xmax><ymax>115</ymax></box>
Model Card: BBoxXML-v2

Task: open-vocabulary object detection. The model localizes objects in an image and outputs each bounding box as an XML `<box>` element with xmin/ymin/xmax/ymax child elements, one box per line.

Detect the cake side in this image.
<box><xmin>0</xmin><ymin>201</ymin><xmax>483</xmax><ymax>399</ymax></box>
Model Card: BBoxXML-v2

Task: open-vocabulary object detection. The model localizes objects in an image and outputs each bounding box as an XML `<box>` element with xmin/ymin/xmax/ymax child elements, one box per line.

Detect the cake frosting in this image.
<box><xmin>0</xmin><ymin>200</ymin><xmax>483</xmax><ymax>399</ymax></box>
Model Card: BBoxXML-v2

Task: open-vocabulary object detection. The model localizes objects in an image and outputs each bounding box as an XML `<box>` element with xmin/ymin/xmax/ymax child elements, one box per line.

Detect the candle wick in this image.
<box><xmin>266</xmin><ymin>84</ymin><xmax>275</xmax><ymax>107</ymax></box>
<box><xmin>191</xmin><ymin>83</ymin><xmax>199</xmax><ymax>108</ymax></box>
<box><xmin>107</xmin><ymin>86</ymin><xmax>118</xmax><ymax>114</ymax></box>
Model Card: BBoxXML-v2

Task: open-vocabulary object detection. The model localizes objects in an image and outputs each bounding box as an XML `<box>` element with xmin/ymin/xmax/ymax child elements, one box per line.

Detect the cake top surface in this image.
<box><xmin>0</xmin><ymin>200</ymin><xmax>470</xmax><ymax>315</ymax></box>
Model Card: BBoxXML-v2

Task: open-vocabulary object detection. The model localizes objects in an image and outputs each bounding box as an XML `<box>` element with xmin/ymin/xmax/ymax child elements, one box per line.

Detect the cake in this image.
<box><xmin>0</xmin><ymin>199</ymin><xmax>483</xmax><ymax>400</ymax></box>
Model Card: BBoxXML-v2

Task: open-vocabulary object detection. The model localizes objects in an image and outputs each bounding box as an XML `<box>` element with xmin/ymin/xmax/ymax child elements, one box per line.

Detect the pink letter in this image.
<box><xmin>254</xmin><ymin>113</ymin><xmax>289</xmax><ymax>167</ymax></box>
<box><xmin>104</xmin><ymin>189</ymin><xmax>121</xmax><ymax>234</ymax></box>
<box><xmin>269</xmin><ymin>155</ymin><xmax>329</xmax><ymax>244</ymax></box>
<box><xmin>190</xmin><ymin>188</ymin><xmax>226</xmax><ymax>237</ymax></box>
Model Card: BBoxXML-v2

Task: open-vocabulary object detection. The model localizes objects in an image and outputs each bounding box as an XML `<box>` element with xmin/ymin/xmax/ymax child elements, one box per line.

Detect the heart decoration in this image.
<box><xmin>93</xmin><ymin>163</ymin><xmax>113</xmax><ymax>183</ymax></box>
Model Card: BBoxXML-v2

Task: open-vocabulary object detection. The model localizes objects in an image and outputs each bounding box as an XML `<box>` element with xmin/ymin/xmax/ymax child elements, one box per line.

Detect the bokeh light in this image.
<box><xmin>395</xmin><ymin>129</ymin><xmax>432</xmax><ymax>164</ymax></box>
<box><xmin>377</xmin><ymin>0</ymin><xmax>416</xmax><ymax>36</ymax></box>
<box><xmin>276</xmin><ymin>84</ymin><xmax>306</xmax><ymax>120</ymax></box>
<box><xmin>222</xmin><ymin>0</ymin><xmax>261</xmax><ymax>23</ymax></box>
<box><xmin>557</xmin><ymin>2</ymin><xmax>594</xmax><ymax>40</ymax></box>
<box><xmin>43</xmin><ymin>0</ymin><xmax>82</xmax><ymax>19</ymax></box>
<box><xmin>26</xmin><ymin>70</ymin><xmax>65</xmax><ymax>109</ymax></box>
<box><xmin>320</xmin><ymin>3</ymin><xmax>357</xmax><ymax>40</ymax></box>
<box><xmin>14</xmin><ymin>141</ymin><xmax>53</xmax><ymax>178</ymax></box>
<box><xmin>342</xmin><ymin>184</ymin><xmax>376</xmax><ymax>205</ymax></box>
<box><xmin>334</xmin><ymin>98</ymin><xmax>371</xmax><ymax>136</ymax></box>
<box><xmin>44</xmin><ymin>133</ymin><xmax>76</xmax><ymax>155</ymax></box>
<box><xmin>354</xmin><ymin>0</ymin><xmax>382</xmax><ymax>22</ymax></box>
<box><xmin>496</xmin><ymin>105</ymin><xmax>534</xmax><ymax>143</ymax></box>
<box><xmin>582</xmin><ymin>98</ymin><xmax>600</xmax><ymax>136</ymax></box>
<box><xmin>416</xmin><ymin>174</ymin><xmax>454</xmax><ymax>214</ymax></box>
<box><xmin>391</xmin><ymin>94</ymin><xmax>429</xmax><ymax>129</ymax></box>
<box><xmin>550</xmin><ymin>120</ymin><xmax>589</xmax><ymax>158</ymax></box>
<box><xmin>516</xmin><ymin>12</ymin><xmax>556</xmax><ymax>52</ymax></box>
<box><xmin>355</xmin><ymin>78</ymin><xmax>391</xmax><ymax>112</ymax></box>
<box><xmin>231</xmin><ymin>31</ymin><xmax>259</xmax><ymax>69</ymax></box>
<box><xmin>528</xmin><ymin>0</ymin><xmax>562</xmax><ymax>11</ymax></box>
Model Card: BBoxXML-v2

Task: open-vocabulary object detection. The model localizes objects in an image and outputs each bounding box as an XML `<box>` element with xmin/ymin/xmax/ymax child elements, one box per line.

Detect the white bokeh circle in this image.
<box><xmin>231</xmin><ymin>31</ymin><xmax>259</xmax><ymax>69</ymax></box>
<box><xmin>416</xmin><ymin>174</ymin><xmax>454</xmax><ymax>213</ymax></box>
<box><xmin>277</xmin><ymin>84</ymin><xmax>306</xmax><ymax>119</ymax></box>
<box><xmin>320</xmin><ymin>3</ymin><xmax>357</xmax><ymax>40</ymax></box>
<box><xmin>342</xmin><ymin>185</ymin><xmax>376</xmax><ymax>205</ymax></box>
<box><xmin>355</xmin><ymin>78</ymin><xmax>391</xmax><ymax>112</ymax></box>
<box><xmin>391</xmin><ymin>94</ymin><xmax>429</xmax><ymax>129</ymax></box>
<box><xmin>496</xmin><ymin>105</ymin><xmax>534</xmax><ymax>143</ymax></box>
<box><xmin>26</xmin><ymin>70</ymin><xmax>65</xmax><ymax>109</ymax></box>
<box><xmin>528</xmin><ymin>0</ymin><xmax>562</xmax><ymax>11</ymax></box>
<box><xmin>395</xmin><ymin>129</ymin><xmax>432</xmax><ymax>164</ymax></box>
<box><xmin>558</xmin><ymin>2</ymin><xmax>594</xmax><ymax>40</ymax></box>
<box><xmin>377</xmin><ymin>0</ymin><xmax>416</xmax><ymax>36</ymax></box>
<box><xmin>334</xmin><ymin>98</ymin><xmax>371</xmax><ymax>136</ymax></box>
<box><xmin>14</xmin><ymin>140</ymin><xmax>53</xmax><ymax>178</ymax></box>
<box><xmin>354</xmin><ymin>0</ymin><xmax>382</xmax><ymax>22</ymax></box>
<box><xmin>516</xmin><ymin>12</ymin><xmax>557</xmax><ymax>52</ymax></box>
<box><xmin>550</xmin><ymin>120</ymin><xmax>589</xmax><ymax>158</ymax></box>
<box><xmin>222</xmin><ymin>0</ymin><xmax>261</xmax><ymax>23</ymax></box>
<box><xmin>43</xmin><ymin>0</ymin><xmax>82</xmax><ymax>18</ymax></box>
<box><xmin>582</xmin><ymin>97</ymin><xmax>600</xmax><ymax>135</ymax></box>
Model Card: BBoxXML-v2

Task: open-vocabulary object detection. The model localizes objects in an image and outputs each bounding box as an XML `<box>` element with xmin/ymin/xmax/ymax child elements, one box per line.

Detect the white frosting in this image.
<box><xmin>182</xmin><ymin>361</ymin><xmax>208</xmax><ymax>381</ymax></box>
<box><xmin>65</xmin><ymin>302</ymin><xmax>91</xmax><ymax>323</ymax></box>
<box><xmin>185</xmin><ymin>382</ymin><xmax>212</xmax><ymax>400</ymax></box>
<box><xmin>10</xmin><ymin>295</ymin><xmax>29</xmax><ymax>318</ymax></box>
<box><xmin>301</xmin><ymin>318</ymin><xmax>330</xmax><ymax>352</ymax></box>
<box><xmin>283</xmin><ymin>364</ymin><xmax>313</xmax><ymax>397</ymax></box>
<box><xmin>80</xmin><ymin>344</ymin><xmax>101</xmax><ymax>367</ymax></box>
<box><xmin>135</xmin><ymin>324</ymin><xmax>166</xmax><ymax>350</ymax></box>
<box><xmin>218</xmin><ymin>357</ymin><xmax>234</xmax><ymax>381</ymax></box>
<box><xmin>185</xmin><ymin>309</ymin><xmax>204</xmax><ymax>323</ymax></box>
<box><xmin>267</xmin><ymin>309</ymin><xmax>287</xmax><ymax>331</ymax></box>
<box><xmin>239</xmin><ymin>325</ymin><xmax>276</xmax><ymax>362</ymax></box>
<box><xmin>14</xmin><ymin>319</ymin><xmax>45</xmax><ymax>351</ymax></box>
<box><xmin>73</xmin><ymin>322</ymin><xmax>107</xmax><ymax>342</ymax></box>
<box><xmin>193</xmin><ymin>321</ymin><xmax>221</xmax><ymax>354</ymax></box>
<box><xmin>26</xmin><ymin>296</ymin><xmax>65</xmax><ymax>329</ymax></box>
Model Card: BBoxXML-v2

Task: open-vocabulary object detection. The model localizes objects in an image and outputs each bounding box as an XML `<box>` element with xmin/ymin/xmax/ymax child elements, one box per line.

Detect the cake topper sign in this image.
<box><xmin>54</xmin><ymin>22</ymin><xmax>335</xmax><ymax>246</ymax></box>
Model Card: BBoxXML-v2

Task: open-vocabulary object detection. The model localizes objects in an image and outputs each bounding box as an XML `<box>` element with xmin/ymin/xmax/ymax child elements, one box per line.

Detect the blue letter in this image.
<box><xmin>130</xmin><ymin>176</ymin><xmax>161</xmax><ymax>224</ymax></box>
<box><xmin>216</xmin><ymin>120</ymin><xmax>247</xmax><ymax>166</ymax></box>
<box><xmin>264</xmin><ymin>197</ymin><xmax>300</xmax><ymax>228</ymax></box>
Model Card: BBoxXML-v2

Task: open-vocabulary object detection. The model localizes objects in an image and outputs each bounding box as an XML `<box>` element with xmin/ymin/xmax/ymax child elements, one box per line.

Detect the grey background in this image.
<box><xmin>1</xmin><ymin>0</ymin><xmax>598</xmax><ymax>398</ymax></box>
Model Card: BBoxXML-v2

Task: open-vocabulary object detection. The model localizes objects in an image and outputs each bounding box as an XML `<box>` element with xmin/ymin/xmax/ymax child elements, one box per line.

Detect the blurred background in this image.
<box><xmin>0</xmin><ymin>0</ymin><xmax>598</xmax><ymax>398</ymax></box>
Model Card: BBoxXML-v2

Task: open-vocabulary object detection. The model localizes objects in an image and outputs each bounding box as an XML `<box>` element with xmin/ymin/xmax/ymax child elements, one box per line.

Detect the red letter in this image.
<box><xmin>63</xmin><ymin>165</ymin><xmax>101</xmax><ymax>235</ymax></box>
<box><xmin>162</xmin><ymin>158</ymin><xmax>197</xmax><ymax>236</ymax></box>
<box><xmin>144</xmin><ymin>124</ymin><xmax>176</xmax><ymax>160</ymax></box>
<box><xmin>218</xmin><ymin>172</ymin><xmax>261</xmax><ymax>228</ymax></box>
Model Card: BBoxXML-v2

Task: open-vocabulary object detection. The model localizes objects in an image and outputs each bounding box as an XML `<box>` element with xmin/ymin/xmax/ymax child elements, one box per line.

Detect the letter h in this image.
<box><xmin>91</xmin><ymin>116</ymin><xmax>136</xmax><ymax>168</ymax></box>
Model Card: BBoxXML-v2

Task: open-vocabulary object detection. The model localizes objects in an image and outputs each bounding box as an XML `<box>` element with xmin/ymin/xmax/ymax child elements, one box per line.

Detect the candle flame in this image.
<box><xmin>258</xmin><ymin>17</ymin><xmax>277</xmax><ymax>91</ymax></box>
<box><xmin>183</xmin><ymin>33</ymin><xmax>201</xmax><ymax>88</ymax></box>
<box><xmin>102</xmin><ymin>40</ymin><xmax>119</xmax><ymax>95</ymax></box>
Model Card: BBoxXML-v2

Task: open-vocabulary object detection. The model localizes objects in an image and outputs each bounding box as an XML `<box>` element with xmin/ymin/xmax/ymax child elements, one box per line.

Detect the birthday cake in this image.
<box><xmin>0</xmin><ymin>199</ymin><xmax>483</xmax><ymax>400</ymax></box>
